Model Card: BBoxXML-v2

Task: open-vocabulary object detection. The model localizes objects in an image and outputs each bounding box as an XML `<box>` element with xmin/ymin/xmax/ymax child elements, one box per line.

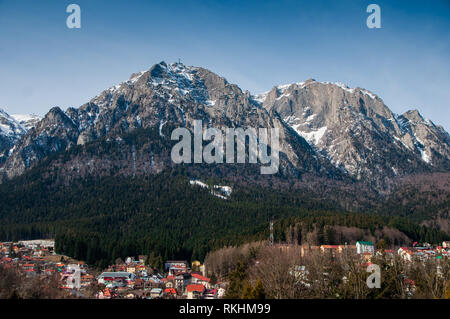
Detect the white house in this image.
<box><xmin>356</xmin><ymin>241</ymin><xmax>374</xmax><ymax>255</ymax></box>
<box><xmin>165</xmin><ymin>260</ymin><xmax>188</xmax><ymax>272</ymax></box>
<box><xmin>98</xmin><ymin>272</ymin><xmax>136</xmax><ymax>286</ymax></box>
<box><xmin>150</xmin><ymin>288</ymin><xmax>163</xmax><ymax>299</ymax></box>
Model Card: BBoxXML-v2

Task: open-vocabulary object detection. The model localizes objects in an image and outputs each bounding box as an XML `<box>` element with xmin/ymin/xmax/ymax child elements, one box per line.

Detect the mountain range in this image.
<box><xmin>1</xmin><ymin>61</ymin><xmax>449</xmax><ymax>192</ymax></box>
<box><xmin>0</xmin><ymin>61</ymin><xmax>448</xmax><ymax>263</ymax></box>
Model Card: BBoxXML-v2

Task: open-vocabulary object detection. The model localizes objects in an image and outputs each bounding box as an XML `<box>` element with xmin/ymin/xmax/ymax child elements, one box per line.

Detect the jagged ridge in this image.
<box><xmin>1</xmin><ymin>62</ymin><xmax>449</xmax><ymax>192</ymax></box>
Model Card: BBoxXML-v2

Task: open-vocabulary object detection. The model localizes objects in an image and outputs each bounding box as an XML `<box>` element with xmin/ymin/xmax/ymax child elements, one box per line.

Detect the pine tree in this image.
<box><xmin>241</xmin><ymin>282</ymin><xmax>253</xmax><ymax>299</ymax></box>
<box><xmin>210</xmin><ymin>272</ymin><xmax>217</xmax><ymax>286</ymax></box>
<box><xmin>224</xmin><ymin>259</ymin><xmax>248</xmax><ymax>298</ymax></box>
<box><xmin>252</xmin><ymin>278</ymin><xmax>266</xmax><ymax>299</ymax></box>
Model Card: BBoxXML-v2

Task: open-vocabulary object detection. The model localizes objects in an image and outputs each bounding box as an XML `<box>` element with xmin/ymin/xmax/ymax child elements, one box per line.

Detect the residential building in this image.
<box><xmin>356</xmin><ymin>241</ymin><xmax>374</xmax><ymax>255</ymax></box>
<box><xmin>165</xmin><ymin>260</ymin><xmax>188</xmax><ymax>272</ymax></box>
<box><xmin>97</xmin><ymin>272</ymin><xmax>136</xmax><ymax>286</ymax></box>
<box><xmin>191</xmin><ymin>273</ymin><xmax>210</xmax><ymax>288</ymax></box>
<box><xmin>186</xmin><ymin>284</ymin><xmax>205</xmax><ymax>299</ymax></box>
<box><xmin>150</xmin><ymin>288</ymin><xmax>163</xmax><ymax>299</ymax></box>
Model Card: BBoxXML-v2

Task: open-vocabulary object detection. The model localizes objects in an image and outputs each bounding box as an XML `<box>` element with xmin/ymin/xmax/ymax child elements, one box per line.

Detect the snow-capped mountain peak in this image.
<box><xmin>257</xmin><ymin>78</ymin><xmax>449</xmax><ymax>187</ymax></box>
<box><xmin>0</xmin><ymin>108</ymin><xmax>30</xmax><ymax>164</ymax></box>
<box><xmin>1</xmin><ymin>63</ymin><xmax>449</xmax><ymax>192</ymax></box>
<box><xmin>11</xmin><ymin>114</ymin><xmax>42</xmax><ymax>131</ymax></box>
<box><xmin>0</xmin><ymin>108</ymin><xmax>26</xmax><ymax>137</ymax></box>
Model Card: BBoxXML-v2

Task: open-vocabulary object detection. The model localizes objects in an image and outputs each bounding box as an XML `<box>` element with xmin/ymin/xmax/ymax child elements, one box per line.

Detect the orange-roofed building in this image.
<box><xmin>102</xmin><ymin>288</ymin><xmax>112</xmax><ymax>298</ymax></box>
<box><xmin>164</xmin><ymin>288</ymin><xmax>177</xmax><ymax>296</ymax></box>
<box><xmin>23</xmin><ymin>263</ymin><xmax>35</xmax><ymax>271</ymax></box>
<box><xmin>191</xmin><ymin>273</ymin><xmax>211</xmax><ymax>288</ymax></box>
<box><xmin>136</xmin><ymin>264</ymin><xmax>146</xmax><ymax>271</ymax></box>
<box><xmin>186</xmin><ymin>284</ymin><xmax>205</xmax><ymax>299</ymax></box>
<box><xmin>321</xmin><ymin>245</ymin><xmax>339</xmax><ymax>249</ymax></box>
<box><xmin>320</xmin><ymin>245</ymin><xmax>340</xmax><ymax>256</ymax></box>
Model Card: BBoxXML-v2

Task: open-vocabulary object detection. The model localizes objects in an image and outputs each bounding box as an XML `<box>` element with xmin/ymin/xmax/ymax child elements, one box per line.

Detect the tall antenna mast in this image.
<box><xmin>269</xmin><ymin>218</ymin><xmax>274</xmax><ymax>246</ymax></box>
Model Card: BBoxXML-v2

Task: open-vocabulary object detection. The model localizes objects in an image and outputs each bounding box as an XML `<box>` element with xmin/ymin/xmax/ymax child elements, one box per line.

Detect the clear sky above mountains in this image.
<box><xmin>0</xmin><ymin>0</ymin><xmax>449</xmax><ymax>130</ymax></box>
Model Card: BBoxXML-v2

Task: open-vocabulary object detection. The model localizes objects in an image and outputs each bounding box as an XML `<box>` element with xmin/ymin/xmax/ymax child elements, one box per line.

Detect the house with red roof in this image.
<box><xmin>1</xmin><ymin>257</ymin><xmax>12</xmax><ymax>263</ymax></box>
<box><xmin>164</xmin><ymin>288</ymin><xmax>177</xmax><ymax>297</ymax></box>
<box><xmin>191</xmin><ymin>273</ymin><xmax>210</xmax><ymax>288</ymax></box>
<box><xmin>186</xmin><ymin>284</ymin><xmax>205</xmax><ymax>299</ymax></box>
<box><xmin>22</xmin><ymin>263</ymin><xmax>35</xmax><ymax>272</ymax></box>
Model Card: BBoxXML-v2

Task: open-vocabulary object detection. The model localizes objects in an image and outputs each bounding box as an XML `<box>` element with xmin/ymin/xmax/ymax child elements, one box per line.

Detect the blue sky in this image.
<box><xmin>0</xmin><ymin>0</ymin><xmax>449</xmax><ymax>130</ymax></box>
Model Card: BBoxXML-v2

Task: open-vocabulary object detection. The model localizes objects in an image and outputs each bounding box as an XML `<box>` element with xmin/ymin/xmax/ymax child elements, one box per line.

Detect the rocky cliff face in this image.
<box><xmin>255</xmin><ymin>79</ymin><xmax>450</xmax><ymax>190</ymax></box>
<box><xmin>0</xmin><ymin>109</ymin><xmax>28</xmax><ymax>165</ymax></box>
<box><xmin>0</xmin><ymin>109</ymin><xmax>41</xmax><ymax>167</ymax></box>
<box><xmin>1</xmin><ymin>62</ymin><xmax>449</xmax><ymax>191</ymax></box>
<box><xmin>0</xmin><ymin>109</ymin><xmax>41</xmax><ymax>166</ymax></box>
<box><xmin>1</xmin><ymin>62</ymin><xmax>336</xmax><ymax>181</ymax></box>
<box><xmin>1</xmin><ymin>107</ymin><xmax>79</xmax><ymax>178</ymax></box>
<box><xmin>395</xmin><ymin>110</ymin><xmax>450</xmax><ymax>169</ymax></box>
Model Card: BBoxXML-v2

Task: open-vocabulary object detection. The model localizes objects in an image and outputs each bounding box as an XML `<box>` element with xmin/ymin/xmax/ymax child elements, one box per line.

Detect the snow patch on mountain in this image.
<box><xmin>393</xmin><ymin>136</ymin><xmax>411</xmax><ymax>150</ymax></box>
<box><xmin>189</xmin><ymin>179</ymin><xmax>233</xmax><ymax>199</ymax></box>
<box><xmin>159</xmin><ymin>120</ymin><xmax>167</xmax><ymax>137</ymax></box>
<box><xmin>11</xmin><ymin>114</ymin><xmax>41</xmax><ymax>129</ymax></box>
<box><xmin>252</xmin><ymin>92</ymin><xmax>269</xmax><ymax>104</ymax></box>
<box><xmin>292</xmin><ymin>125</ymin><xmax>328</xmax><ymax>145</ymax></box>
<box><xmin>414</xmin><ymin>136</ymin><xmax>432</xmax><ymax>165</ymax></box>
<box><xmin>322</xmin><ymin>82</ymin><xmax>355</xmax><ymax>94</ymax></box>
<box><xmin>361</xmin><ymin>89</ymin><xmax>376</xmax><ymax>99</ymax></box>
<box><xmin>0</xmin><ymin>109</ymin><xmax>27</xmax><ymax>137</ymax></box>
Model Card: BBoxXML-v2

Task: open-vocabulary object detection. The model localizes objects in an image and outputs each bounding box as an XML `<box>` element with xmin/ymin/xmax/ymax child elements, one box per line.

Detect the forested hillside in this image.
<box><xmin>0</xmin><ymin>167</ymin><xmax>447</xmax><ymax>268</ymax></box>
